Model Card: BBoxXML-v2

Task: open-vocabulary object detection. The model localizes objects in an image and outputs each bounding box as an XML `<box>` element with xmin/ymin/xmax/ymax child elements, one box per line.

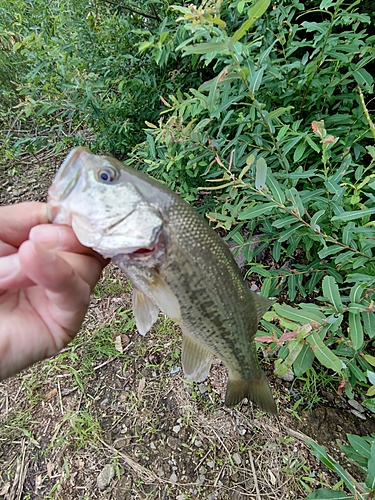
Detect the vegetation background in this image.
<box><xmin>1</xmin><ymin>0</ymin><xmax>375</xmax><ymax>498</ymax></box>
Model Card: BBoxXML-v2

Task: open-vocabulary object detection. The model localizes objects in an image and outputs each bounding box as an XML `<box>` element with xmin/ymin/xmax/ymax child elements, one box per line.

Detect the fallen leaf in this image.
<box><xmin>114</xmin><ymin>335</ymin><xmax>123</xmax><ymax>354</ymax></box>
<box><xmin>44</xmin><ymin>388</ymin><xmax>57</xmax><ymax>401</ymax></box>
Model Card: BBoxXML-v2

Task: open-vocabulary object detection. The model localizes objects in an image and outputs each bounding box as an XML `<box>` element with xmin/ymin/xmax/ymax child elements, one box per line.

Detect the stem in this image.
<box><xmin>358</xmin><ymin>85</ymin><xmax>375</xmax><ymax>142</ymax></box>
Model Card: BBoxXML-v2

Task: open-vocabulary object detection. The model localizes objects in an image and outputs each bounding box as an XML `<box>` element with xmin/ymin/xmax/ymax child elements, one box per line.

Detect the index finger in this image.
<box><xmin>0</xmin><ymin>202</ymin><xmax>49</xmax><ymax>247</ymax></box>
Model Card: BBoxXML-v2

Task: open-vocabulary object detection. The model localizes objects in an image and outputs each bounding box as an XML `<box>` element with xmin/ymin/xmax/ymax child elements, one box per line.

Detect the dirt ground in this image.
<box><xmin>1</xmin><ymin>149</ymin><xmax>374</xmax><ymax>499</ymax></box>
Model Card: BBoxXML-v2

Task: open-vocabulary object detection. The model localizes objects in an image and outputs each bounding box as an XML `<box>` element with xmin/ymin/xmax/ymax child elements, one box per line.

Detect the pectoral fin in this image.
<box><xmin>147</xmin><ymin>273</ymin><xmax>182</xmax><ymax>325</ymax></box>
<box><xmin>182</xmin><ymin>334</ymin><xmax>213</xmax><ymax>382</ymax></box>
<box><xmin>132</xmin><ymin>288</ymin><xmax>160</xmax><ymax>336</ymax></box>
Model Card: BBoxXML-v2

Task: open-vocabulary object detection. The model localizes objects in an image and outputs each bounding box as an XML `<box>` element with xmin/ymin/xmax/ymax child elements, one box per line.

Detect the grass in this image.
<box><xmin>0</xmin><ymin>264</ymin><xmax>370</xmax><ymax>499</ymax></box>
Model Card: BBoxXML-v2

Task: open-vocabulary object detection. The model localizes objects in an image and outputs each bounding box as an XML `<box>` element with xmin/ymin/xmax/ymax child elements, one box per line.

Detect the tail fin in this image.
<box><xmin>225</xmin><ymin>372</ymin><xmax>277</xmax><ymax>414</ymax></box>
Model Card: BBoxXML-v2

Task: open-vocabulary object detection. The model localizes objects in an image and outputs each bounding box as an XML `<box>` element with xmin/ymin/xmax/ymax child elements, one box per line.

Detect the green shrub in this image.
<box><xmin>129</xmin><ymin>0</ymin><xmax>375</xmax><ymax>400</ymax></box>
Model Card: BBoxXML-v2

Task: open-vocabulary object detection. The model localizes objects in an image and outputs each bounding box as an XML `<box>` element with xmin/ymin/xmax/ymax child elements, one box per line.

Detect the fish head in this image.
<box><xmin>47</xmin><ymin>147</ymin><xmax>167</xmax><ymax>260</ymax></box>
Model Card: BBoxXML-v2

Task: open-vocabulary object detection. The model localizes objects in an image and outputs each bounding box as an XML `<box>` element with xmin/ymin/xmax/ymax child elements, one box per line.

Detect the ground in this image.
<box><xmin>1</xmin><ymin>149</ymin><xmax>374</xmax><ymax>500</ymax></box>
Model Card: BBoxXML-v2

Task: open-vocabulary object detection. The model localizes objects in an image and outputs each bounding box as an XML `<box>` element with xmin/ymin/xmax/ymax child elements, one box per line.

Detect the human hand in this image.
<box><xmin>0</xmin><ymin>202</ymin><xmax>107</xmax><ymax>380</ymax></box>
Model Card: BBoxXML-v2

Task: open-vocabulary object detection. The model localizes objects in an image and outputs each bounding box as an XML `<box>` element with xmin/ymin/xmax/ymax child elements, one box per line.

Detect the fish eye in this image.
<box><xmin>97</xmin><ymin>167</ymin><xmax>117</xmax><ymax>183</ymax></box>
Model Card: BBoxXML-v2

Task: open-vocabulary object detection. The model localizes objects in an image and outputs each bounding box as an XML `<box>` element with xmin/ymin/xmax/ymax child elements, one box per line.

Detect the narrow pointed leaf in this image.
<box><xmin>322</xmin><ymin>276</ymin><xmax>343</xmax><ymax>312</ymax></box>
<box><xmin>348</xmin><ymin>312</ymin><xmax>364</xmax><ymax>351</ymax></box>
<box><xmin>307</xmin><ymin>331</ymin><xmax>343</xmax><ymax>373</ymax></box>
<box><xmin>331</xmin><ymin>207</ymin><xmax>375</xmax><ymax>221</ymax></box>
<box><xmin>230</xmin><ymin>0</ymin><xmax>270</xmax><ymax>44</ymax></box>
<box><xmin>255</xmin><ymin>157</ymin><xmax>267</xmax><ymax>189</ymax></box>
<box><xmin>238</xmin><ymin>202</ymin><xmax>276</xmax><ymax>220</ymax></box>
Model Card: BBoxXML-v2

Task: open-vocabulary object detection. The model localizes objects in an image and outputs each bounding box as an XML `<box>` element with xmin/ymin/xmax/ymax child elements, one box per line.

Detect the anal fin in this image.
<box><xmin>182</xmin><ymin>334</ymin><xmax>213</xmax><ymax>382</ymax></box>
<box><xmin>133</xmin><ymin>288</ymin><xmax>159</xmax><ymax>336</ymax></box>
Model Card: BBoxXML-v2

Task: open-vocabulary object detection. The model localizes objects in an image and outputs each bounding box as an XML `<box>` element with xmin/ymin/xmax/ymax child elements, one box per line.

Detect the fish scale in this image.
<box><xmin>48</xmin><ymin>147</ymin><xmax>277</xmax><ymax>413</ymax></box>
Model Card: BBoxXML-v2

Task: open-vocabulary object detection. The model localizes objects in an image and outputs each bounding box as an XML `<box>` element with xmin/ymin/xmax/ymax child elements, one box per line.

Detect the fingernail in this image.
<box><xmin>30</xmin><ymin>225</ymin><xmax>62</xmax><ymax>248</ymax></box>
<box><xmin>0</xmin><ymin>253</ymin><xmax>20</xmax><ymax>281</ymax></box>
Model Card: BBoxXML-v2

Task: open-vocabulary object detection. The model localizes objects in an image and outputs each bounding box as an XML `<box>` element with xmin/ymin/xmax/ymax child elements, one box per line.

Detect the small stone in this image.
<box><xmin>198</xmin><ymin>383</ymin><xmax>207</xmax><ymax>394</ymax></box>
<box><xmin>150</xmin><ymin>442</ymin><xmax>156</xmax><ymax>450</ymax></box>
<box><xmin>194</xmin><ymin>439</ymin><xmax>203</xmax><ymax>447</ymax></box>
<box><xmin>197</xmin><ymin>474</ymin><xmax>206</xmax><ymax>484</ymax></box>
<box><xmin>172</xmin><ymin>425</ymin><xmax>181</xmax><ymax>434</ymax></box>
<box><xmin>167</xmin><ymin>436</ymin><xmax>180</xmax><ymax>450</ymax></box>
<box><xmin>199</xmin><ymin>466</ymin><xmax>207</xmax><ymax>474</ymax></box>
<box><xmin>169</xmin><ymin>472</ymin><xmax>178</xmax><ymax>483</ymax></box>
<box><xmin>351</xmin><ymin>409</ymin><xmax>366</xmax><ymax>420</ymax></box>
<box><xmin>348</xmin><ymin>399</ymin><xmax>364</xmax><ymax>413</ymax></box>
<box><xmin>232</xmin><ymin>453</ymin><xmax>242</xmax><ymax>466</ymax></box>
<box><xmin>279</xmin><ymin>368</ymin><xmax>294</xmax><ymax>382</ymax></box>
<box><xmin>97</xmin><ymin>464</ymin><xmax>115</xmax><ymax>490</ymax></box>
<box><xmin>206</xmin><ymin>460</ymin><xmax>215</xmax><ymax>469</ymax></box>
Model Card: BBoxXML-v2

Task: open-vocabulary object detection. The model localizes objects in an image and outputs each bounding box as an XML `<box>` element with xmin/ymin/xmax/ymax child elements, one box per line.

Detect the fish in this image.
<box><xmin>47</xmin><ymin>147</ymin><xmax>277</xmax><ymax>413</ymax></box>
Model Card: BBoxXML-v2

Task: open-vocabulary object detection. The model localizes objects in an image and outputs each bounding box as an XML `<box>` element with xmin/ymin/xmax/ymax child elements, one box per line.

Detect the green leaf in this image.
<box><xmin>322</xmin><ymin>276</ymin><xmax>343</xmax><ymax>313</ymax></box>
<box><xmin>182</xmin><ymin>42</ymin><xmax>229</xmax><ymax>55</ymax></box>
<box><xmin>248</xmin><ymin>66</ymin><xmax>265</xmax><ymax>93</ymax></box>
<box><xmin>353</xmin><ymin>68</ymin><xmax>374</xmax><ymax>91</ymax></box>
<box><xmin>307</xmin><ymin>331</ymin><xmax>342</xmax><ymax>373</ymax></box>
<box><xmin>348</xmin><ymin>312</ymin><xmax>364</xmax><ymax>351</ymax></box>
<box><xmin>349</xmin><ymin>284</ymin><xmax>364</xmax><ymax>303</ymax></box>
<box><xmin>362</xmin><ymin>312</ymin><xmax>375</xmax><ymax>339</ymax></box>
<box><xmin>288</xmin><ymin>274</ymin><xmax>297</xmax><ymax>302</ymax></box>
<box><xmin>368</xmin><ymin>370</ymin><xmax>375</xmax><ymax>385</ymax></box>
<box><xmin>267</xmin><ymin>107</ymin><xmax>293</xmax><ymax>121</ymax></box>
<box><xmin>272</xmin><ymin>240</ymin><xmax>281</xmax><ymax>262</ymax></box>
<box><xmin>238</xmin><ymin>203</ymin><xmax>277</xmax><ymax>220</ymax></box>
<box><xmin>273</xmin><ymin>303</ymin><xmax>325</xmax><ymax>324</ymax></box>
<box><xmin>255</xmin><ymin>157</ymin><xmax>267</xmax><ymax>190</ymax></box>
<box><xmin>307</xmin><ymin>440</ymin><xmax>355</xmax><ymax>494</ymax></box>
<box><xmin>211</xmin><ymin>94</ymin><xmax>245</xmax><ymax>118</ymax></box>
<box><xmin>366</xmin><ymin>442</ymin><xmax>375</xmax><ymax>490</ymax></box>
<box><xmin>307</xmin><ymin>490</ymin><xmax>351</xmax><ymax>499</ymax></box>
<box><xmin>286</xmin><ymin>187</ymin><xmax>304</xmax><ymax>217</ymax></box>
<box><xmin>362</xmin><ymin>399</ymin><xmax>375</xmax><ymax>413</ymax></box>
<box><xmin>331</xmin><ymin>207</ymin><xmax>375</xmax><ymax>222</ymax></box>
<box><xmin>272</xmin><ymin>216</ymin><xmax>297</xmax><ymax>228</ymax></box>
<box><xmin>278</xmin><ymin>223</ymin><xmax>305</xmax><ymax>242</ymax></box>
<box><xmin>310</xmin><ymin>210</ymin><xmax>325</xmax><ymax>230</ymax></box>
<box><xmin>275</xmin><ymin>340</ymin><xmax>304</xmax><ymax>376</ymax></box>
<box><xmin>293</xmin><ymin>141</ymin><xmax>307</xmax><ymax>162</ymax></box>
<box><xmin>293</xmin><ymin>344</ymin><xmax>315</xmax><ymax>376</ymax></box>
<box><xmin>346</xmin><ymin>434</ymin><xmax>371</xmax><ymax>459</ymax></box>
<box><xmin>318</xmin><ymin>244</ymin><xmax>343</xmax><ymax>258</ymax></box>
<box><xmin>138</xmin><ymin>41</ymin><xmax>153</xmax><ymax>53</ymax></box>
<box><xmin>266</xmin><ymin>173</ymin><xmax>286</xmax><ymax>204</ymax></box>
<box><xmin>230</xmin><ymin>0</ymin><xmax>271</xmax><ymax>44</ymax></box>
<box><xmin>306</xmin><ymin>134</ymin><xmax>320</xmax><ymax>153</ymax></box>
<box><xmin>364</xmin><ymin>355</ymin><xmax>375</xmax><ymax>367</ymax></box>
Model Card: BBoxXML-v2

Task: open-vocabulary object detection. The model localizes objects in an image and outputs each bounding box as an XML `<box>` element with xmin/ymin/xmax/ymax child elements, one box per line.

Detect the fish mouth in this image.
<box><xmin>113</xmin><ymin>227</ymin><xmax>167</xmax><ymax>266</ymax></box>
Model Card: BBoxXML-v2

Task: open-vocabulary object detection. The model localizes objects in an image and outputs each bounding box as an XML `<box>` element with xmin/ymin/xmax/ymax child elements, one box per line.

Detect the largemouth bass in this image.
<box><xmin>48</xmin><ymin>147</ymin><xmax>277</xmax><ymax>413</ymax></box>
